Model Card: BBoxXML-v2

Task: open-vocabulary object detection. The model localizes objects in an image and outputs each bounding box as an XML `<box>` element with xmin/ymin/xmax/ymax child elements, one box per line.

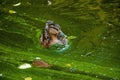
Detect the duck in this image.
<box><xmin>40</xmin><ymin>20</ymin><xmax>68</xmax><ymax>48</ymax></box>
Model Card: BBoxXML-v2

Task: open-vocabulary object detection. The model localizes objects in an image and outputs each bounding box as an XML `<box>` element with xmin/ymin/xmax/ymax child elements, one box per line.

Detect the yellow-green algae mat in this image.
<box><xmin>0</xmin><ymin>0</ymin><xmax>120</xmax><ymax>80</ymax></box>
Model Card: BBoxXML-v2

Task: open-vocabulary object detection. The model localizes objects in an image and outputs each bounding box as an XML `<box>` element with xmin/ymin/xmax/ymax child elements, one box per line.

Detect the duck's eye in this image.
<box><xmin>49</xmin><ymin>27</ymin><xmax>56</xmax><ymax>30</ymax></box>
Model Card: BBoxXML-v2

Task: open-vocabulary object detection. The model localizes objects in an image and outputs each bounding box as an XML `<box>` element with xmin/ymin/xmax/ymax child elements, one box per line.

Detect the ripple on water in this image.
<box><xmin>48</xmin><ymin>44</ymin><xmax>70</xmax><ymax>53</ymax></box>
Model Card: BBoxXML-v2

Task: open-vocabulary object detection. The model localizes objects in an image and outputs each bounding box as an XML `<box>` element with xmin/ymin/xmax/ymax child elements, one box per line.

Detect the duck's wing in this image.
<box><xmin>40</xmin><ymin>29</ymin><xmax>50</xmax><ymax>47</ymax></box>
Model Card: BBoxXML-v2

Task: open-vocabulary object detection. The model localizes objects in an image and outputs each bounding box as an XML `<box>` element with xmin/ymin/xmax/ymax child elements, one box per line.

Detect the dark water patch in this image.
<box><xmin>20</xmin><ymin>60</ymin><xmax>33</xmax><ymax>64</ymax></box>
<box><xmin>0</xmin><ymin>76</ymin><xmax>12</xmax><ymax>80</ymax></box>
<box><xmin>17</xmin><ymin>14</ymin><xmax>45</xmax><ymax>28</ymax></box>
<box><xmin>0</xmin><ymin>61</ymin><xmax>18</xmax><ymax>72</ymax></box>
<box><xmin>0</xmin><ymin>51</ymin><xmax>5</xmax><ymax>55</ymax></box>
<box><xmin>0</xmin><ymin>60</ymin><xmax>19</xmax><ymax>68</ymax></box>
<box><xmin>0</xmin><ymin>30</ymin><xmax>34</xmax><ymax>50</ymax></box>
<box><xmin>25</xmin><ymin>65</ymin><xmax>102</xmax><ymax>80</ymax></box>
<box><xmin>51</xmin><ymin>65</ymin><xmax>115</xmax><ymax>80</ymax></box>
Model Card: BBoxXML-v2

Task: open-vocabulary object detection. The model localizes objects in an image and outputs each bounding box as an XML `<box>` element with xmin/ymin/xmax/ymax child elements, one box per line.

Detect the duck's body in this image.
<box><xmin>40</xmin><ymin>20</ymin><xmax>68</xmax><ymax>48</ymax></box>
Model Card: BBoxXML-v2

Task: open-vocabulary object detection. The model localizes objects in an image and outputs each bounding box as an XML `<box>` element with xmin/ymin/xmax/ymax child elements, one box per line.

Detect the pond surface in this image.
<box><xmin>0</xmin><ymin>0</ymin><xmax>120</xmax><ymax>80</ymax></box>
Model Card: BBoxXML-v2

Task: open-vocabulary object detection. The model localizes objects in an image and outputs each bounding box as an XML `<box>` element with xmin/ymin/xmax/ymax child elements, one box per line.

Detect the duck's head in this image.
<box><xmin>46</xmin><ymin>20</ymin><xmax>61</xmax><ymax>35</ymax></box>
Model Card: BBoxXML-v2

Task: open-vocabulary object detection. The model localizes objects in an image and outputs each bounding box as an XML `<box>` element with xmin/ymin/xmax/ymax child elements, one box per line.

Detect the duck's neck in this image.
<box><xmin>50</xmin><ymin>35</ymin><xmax>58</xmax><ymax>41</ymax></box>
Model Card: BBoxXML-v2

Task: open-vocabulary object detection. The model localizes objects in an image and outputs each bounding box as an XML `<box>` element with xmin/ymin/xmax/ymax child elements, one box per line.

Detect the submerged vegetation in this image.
<box><xmin>0</xmin><ymin>0</ymin><xmax>120</xmax><ymax>80</ymax></box>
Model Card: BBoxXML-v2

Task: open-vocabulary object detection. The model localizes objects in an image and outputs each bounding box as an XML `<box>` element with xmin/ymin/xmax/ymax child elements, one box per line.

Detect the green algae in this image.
<box><xmin>0</xmin><ymin>0</ymin><xmax>120</xmax><ymax>80</ymax></box>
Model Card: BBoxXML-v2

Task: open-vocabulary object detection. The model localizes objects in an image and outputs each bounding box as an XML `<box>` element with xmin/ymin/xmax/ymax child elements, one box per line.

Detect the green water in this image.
<box><xmin>0</xmin><ymin>0</ymin><xmax>120</xmax><ymax>80</ymax></box>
